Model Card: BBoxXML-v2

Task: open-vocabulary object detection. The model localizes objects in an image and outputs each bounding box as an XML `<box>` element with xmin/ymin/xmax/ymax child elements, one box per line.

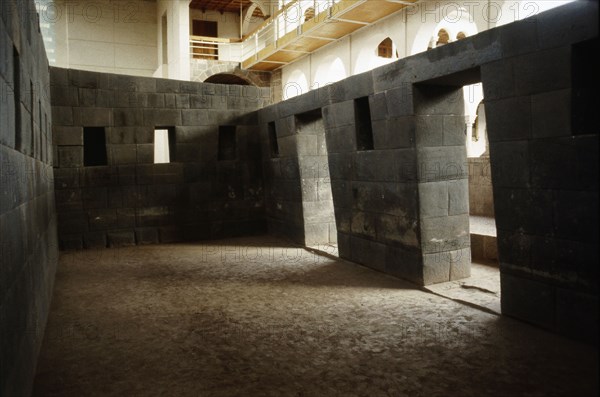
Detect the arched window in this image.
<box><xmin>436</xmin><ymin>29</ymin><xmax>450</xmax><ymax>47</ymax></box>
<box><xmin>304</xmin><ymin>7</ymin><xmax>315</xmax><ymax>22</ymax></box>
<box><xmin>456</xmin><ymin>31</ymin><xmax>467</xmax><ymax>40</ymax></box>
<box><xmin>377</xmin><ymin>37</ymin><xmax>394</xmax><ymax>58</ymax></box>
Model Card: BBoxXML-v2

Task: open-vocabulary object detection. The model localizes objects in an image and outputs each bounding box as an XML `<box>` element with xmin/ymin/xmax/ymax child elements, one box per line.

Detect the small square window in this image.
<box><xmin>83</xmin><ymin>127</ymin><xmax>107</xmax><ymax>166</ymax></box>
<box><xmin>154</xmin><ymin>127</ymin><xmax>176</xmax><ymax>163</ymax></box>
<box><xmin>218</xmin><ymin>126</ymin><xmax>237</xmax><ymax>161</ymax></box>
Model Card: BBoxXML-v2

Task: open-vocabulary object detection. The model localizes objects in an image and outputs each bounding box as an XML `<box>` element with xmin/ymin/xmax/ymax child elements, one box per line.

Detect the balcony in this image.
<box><xmin>188</xmin><ymin>0</ymin><xmax>418</xmax><ymax>72</ymax></box>
<box><xmin>241</xmin><ymin>0</ymin><xmax>418</xmax><ymax>71</ymax></box>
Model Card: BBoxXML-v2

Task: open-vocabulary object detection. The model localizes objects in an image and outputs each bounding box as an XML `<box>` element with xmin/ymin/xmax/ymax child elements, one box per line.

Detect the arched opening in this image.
<box><xmin>304</xmin><ymin>7</ymin><xmax>315</xmax><ymax>22</ymax></box>
<box><xmin>204</xmin><ymin>73</ymin><xmax>252</xmax><ymax>85</ymax></box>
<box><xmin>377</xmin><ymin>37</ymin><xmax>397</xmax><ymax>59</ymax></box>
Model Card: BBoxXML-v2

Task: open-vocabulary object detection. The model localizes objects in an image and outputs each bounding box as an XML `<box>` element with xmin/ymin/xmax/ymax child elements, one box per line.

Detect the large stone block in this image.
<box><xmin>349</xmin><ymin>235</ymin><xmax>386</xmax><ymax>272</ymax></box>
<box><xmin>481</xmin><ymin>60</ymin><xmax>515</xmax><ymax>101</ymax></box>
<box><xmin>354</xmin><ymin>149</ymin><xmax>417</xmax><ymax>182</ymax></box>
<box><xmin>113</xmin><ymin>109</ymin><xmax>143</xmax><ymax>127</ymax></box>
<box><xmin>83</xmin><ymin>232</ymin><xmax>107</xmax><ymax>249</ymax></box>
<box><xmin>528</xmin><ymin>137</ymin><xmax>577</xmax><ymax>190</ymax></box>
<box><xmin>513</xmin><ymin>46</ymin><xmax>571</xmax><ymax>96</ymax></box>
<box><xmin>385</xmin><ymin>246</ymin><xmax>423</xmax><ymax>284</ymax></box>
<box><xmin>368</xmin><ymin>92</ymin><xmax>388</xmax><ymax>121</ymax></box>
<box><xmin>108</xmin><ymin>144</ymin><xmax>137</xmax><ymax>165</ymax></box>
<box><xmin>53</xmin><ymin>126</ymin><xmax>82</xmax><ymax>146</ymax></box>
<box><xmin>501</xmin><ymin>272</ymin><xmax>555</xmax><ymax>330</ymax></box>
<box><xmin>414</xmin><ymin>115</ymin><xmax>443</xmax><ymax>147</ymax></box>
<box><xmin>58</xmin><ymin>146</ymin><xmax>83</xmax><ymax>168</ymax></box>
<box><xmin>556</xmin><ymin>288</ymin><xmax>598</xmax><ymax>345</ymax></box>
<box><xmin>413</xmin><ymin>84</ymin><xmax>463</xmax><ymax>116</ymax></box>
<box><xmin>372</xmin><ymin>117</ymin><xmax>414</xmax><ymax>150</ymax></box>
<box><xmin>135</xmin><ymin>227</ymin><xmax>159</xmax><ymax>245</ymax></box>
<box><xmin>489</xmin><ymin>140</ymin><xmax>529</xmax><ymax>188</ymax></box>
<box><xmin>422</xmin><ymin>251</ymin><xmax>451</xmax><ymax>285</ymax></box>
<box><xmin>553</xmin><ymin>190</ymin><xmax>598</xmax><ymax>243</ymax></box>
<box><xmin>82</xmin><ymin>187</ymin><xmax>108</xmax><ymax>209</ymax></box>
<box><xmin>88</xmin><ymin>209</ymin><xmax>118</xmax><ymax>231</ymax></box>
<box><xmin>531</xmin><ymin>88</ymin><xmax>571</xmax><ymax>139</ymax></box>
<box><xmin>51</xmin><ymin>106</ymin><xmax>73</xmax><ymax>126</ymax></box>
<box><xmin>144</xmin><ymin>109</ymin><xmax>181</xmax><ymax>126</ymax></box>
<box><xmin>376</xmin><ymin>213</ymin><xmax>418</xmax><ymax>247</ymax></box>
<box><xmin>50</xmin><ymin>85</ymin><xmax>79</xmax><ymax>107</ymax></box>
<box><xmin>494</xmin><ymin>187</ymin><xmax>554</xmax><ymax>236</ymax></box>
<box><xmin>181</xmin><ymin>109</ymin><xmax>209</xmax><ymax>126</ymax></box>
<box><xmin>107</xmin><ymin>231</ymin><xmax>136</xmax><ymax>248</ymax></box>
<box><xmin>418</xmin><ymin>181</ymin><xmax>448</xmax><ymax>218</ymax></box>
<box><xmin>500</xmin><ymin>17</ymin><xmax>539</xmax><ymax>58</ymax></box>
<box><xmin>420</xmin><ymin>213</ymin><xmax>469</xmax><ymax>254</ymax></box>
<box><xmin>536</xmin><ymin>1</ymin><xmax>598</xmax><ymax>49</ymax></box>
<box><xmin>73</xmin><ymin>107</ymin><xmax>112</xmax><ymax>127</ymax></box>
<box><xmin>416</xmin><ymin>146</ymin><xmax>467</xmax><ymax>182</ymax></box>
<box><xmin>325</xmin><ymin>124</ymin><xmax>356</xmax><ymax>153</ymax></box>
<box><xmin>322</xmin><ymin>100</ymin><xmax>355</xmax><ymax>129</ymax></box>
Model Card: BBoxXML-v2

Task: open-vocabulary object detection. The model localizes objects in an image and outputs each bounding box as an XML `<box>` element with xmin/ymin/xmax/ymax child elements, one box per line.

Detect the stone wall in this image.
<box><xmin>51</xmin><ymin>68</ymin><xmax>270</xmax><ymax>249</ymax></box>
<box><xmin>469</xmin><ymin>156</ymin><xmax>494</xmax><ymax>217</ymax></box>
<box><xmin>0</xmin><ymin>0</ymin><xmax>59</xmax><ymax>395</ymax></box>
<box><xmin>258</xmin><ymin>2</ymin><xmax>598</xmax><ymax>344</ymax></box>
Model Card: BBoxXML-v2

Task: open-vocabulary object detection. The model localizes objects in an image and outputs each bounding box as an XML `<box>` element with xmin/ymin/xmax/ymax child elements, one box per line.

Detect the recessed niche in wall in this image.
<box><xmin>572</xmin><ymin>38</ymin><xmax>597</xmax><ymax>135</ymax></box>
<box><xmin>154</xmin><ymin>127</ymin><xmax>176</xmax><ymax>163</ymax></box>
<box><xmin>218</xmin><ymin>126</ymin><xmax>237</xmax><ymax>161</ymax></box>
<box><xmin>83</xmin><ymin>127</ymin><xmax>108</xmax><ymax>166</ymax></box>
<box><xmin>13</xmin><ymin>46</ymin><xmax>21</xmax><ymax>151</ymax></box>
<box><xmin>268</xmin><ymin>122</ymin><xmax>279</xmax><ymax>158</ymax></box>
<box><xmin>354</xmin><ymin>96</ymin><xmax>374</xmax><ymax>151</ymax></box>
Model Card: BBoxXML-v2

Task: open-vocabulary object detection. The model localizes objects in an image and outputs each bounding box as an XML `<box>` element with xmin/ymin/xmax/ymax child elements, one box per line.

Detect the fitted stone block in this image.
<box><xmin>417</xmin><ymin>146</ymin><xmax>467</xmax><ymax>182</ymax></box>
<box><xmin>53</xmin><ymin>126</ymin><xmax>83</xmax><ymax>146</ymax></box>
<box><xmin>107</xmin><ymin>231</ymin><xmax>136</xmax><ymax>248</ymax></box>
<box><xmin>481</xmin><ymin>60</ymin><xmax>515</xmax><ymax>100</ymax></box>
<box><xmin>108</xmin><ymin>145</ymin><xmax>137</xmax><ymax>165</ymax></box>
<box><xmin>501</xmin><ymin>273</ymin><xmax>556</xmax><ymax>329</ymax></box>
<box><xmin>322</xmin><ymin>100</ymin><xmax>355</xmax><ymax>129</ymax></box>
<box><xmin>83</xmin><ymin>232</ymin><xmax>107</xmax><ymax>249</ymax></box>
<box><xmin>58</xmin><ymin>146</ymin><xmax>83</xmax><ymax>168</ymax></box>
<box><xmin>135</xmin><ymin>227</ymin><xmax>159</xmax><ymax>245</ymax></box>
<box><xmin>420</xmin><ymin>213</ymin><xmax>470</xmax><ymax>254</ymax></box>
<box><xmin>531</xmin><ymin>89</ymin><xmax>571</xmax><ymax>138</ymax></box>
<box><xmin>489</xmin><ymin>140</ymin><xmax>529</xmax><ymax>188</ymax></box>
<box><xmin>181</xmin><ymin>109</ymin><xmax>209</xmax><ymax>126</ymax></box>
<box><xmin>349</xmin><ymin>236</ymin><xmax>386</xmax><ymax>272</ymax></box>
<box><xmin>144</xmin><ymin>109</ymin><xmax>181</xmax><ymax>126</ymax></box>
<box><xmin>513</xmin><ymin>47</ymin><xmax>571</xmax><ymax>96</ymax></box>
<box><xmin>372</xmin><ymin>117</ymin><xmax>414</xmax><ymax>150</ymax></box>
<box><xmin>73</xmin><ymin>107</ymin><xmax>112</xmax><ymax>127</ymax></box>
<box><xmin>556</xmin><ymin>289</ymin><xmax>598</xmax><ymax>345</ymax></box>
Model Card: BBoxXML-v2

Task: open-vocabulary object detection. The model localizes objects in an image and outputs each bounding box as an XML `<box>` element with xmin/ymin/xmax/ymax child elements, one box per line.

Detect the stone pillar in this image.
<box><xmin>413</xmin><ymin>84</ymin><xmax>471</xmax><ymax>284</ymax></box>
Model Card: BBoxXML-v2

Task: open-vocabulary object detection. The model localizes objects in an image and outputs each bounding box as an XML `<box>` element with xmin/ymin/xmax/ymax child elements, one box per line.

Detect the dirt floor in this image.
<box><xmin>33</xmin><ymin>236</ymin><xmax>598</xmax><ymax>397</ymax></box>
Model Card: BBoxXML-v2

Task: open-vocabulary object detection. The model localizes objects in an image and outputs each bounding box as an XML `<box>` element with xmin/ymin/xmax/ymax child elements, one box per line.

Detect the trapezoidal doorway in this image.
<box><xmin>413</xmin><ymin>68</ymin><xmax>500</xmax><ymax>313</ymax></box>
<box><xmin>295</xmin><ymin>109</ymin><xmax>338</xmax><ymax>251</ymax></box>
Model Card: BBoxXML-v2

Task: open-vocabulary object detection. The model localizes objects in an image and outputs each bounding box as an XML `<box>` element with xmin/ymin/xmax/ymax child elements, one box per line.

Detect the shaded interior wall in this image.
<box><xmin>413</xmin><ymin>84</ymin><xmax>471</xmax><ymax>284</ymax></box>
<box><xmin>259</xmin><ymin>111</ymin><xmax>305</xmax><ymax>243</ymax></box>
<box><xmin>257</xmin><ymin>1</ymin><xmax>598</xmax><ymax>344</ymax></box>
<box><xmin>481</xmin><ymin>21</ymin><xmax>599</xmax><ymax>343</ymax></box>
<box><xmin>468</xmin><ymin>156</ymin><xmax>494</xmax><ymax>217</ymax></box>
<box><xmin>51</xmin><ymin>68</ymin><xmax>270</xmax><ymax>248</ymax></box>
<box><xmin>0</xmin><ymin>1</ymin><xmax>59</xmax><ymax>395</ymax></box>
<box><xmin>295</xmin><ymin>110</ymin><xmax>336</xmax><ymax>246</ymax></box>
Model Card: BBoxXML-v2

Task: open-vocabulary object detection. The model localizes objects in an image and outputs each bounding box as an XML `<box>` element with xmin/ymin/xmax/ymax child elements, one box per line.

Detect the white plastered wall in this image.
<box><xmin>281</xmin><ymin>0</ymin><xmax>574</xmax><ymax>98</ymax></box>
<box><xmin>155</xmin><ymin>0</ymin><xmax>191</xmax><ymax>81</ymax></box>
<box><xmin>49</xmin><ymin>0</ymin><xmax>158</xmax><ymax>76</ymax></box>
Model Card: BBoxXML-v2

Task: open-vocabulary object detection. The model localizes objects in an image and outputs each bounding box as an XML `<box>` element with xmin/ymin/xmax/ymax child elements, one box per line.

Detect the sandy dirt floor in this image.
<box><xmin>33</xmin><ymin>236</ymin><xmax>598</xmax><ymax>397</ymax></box>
